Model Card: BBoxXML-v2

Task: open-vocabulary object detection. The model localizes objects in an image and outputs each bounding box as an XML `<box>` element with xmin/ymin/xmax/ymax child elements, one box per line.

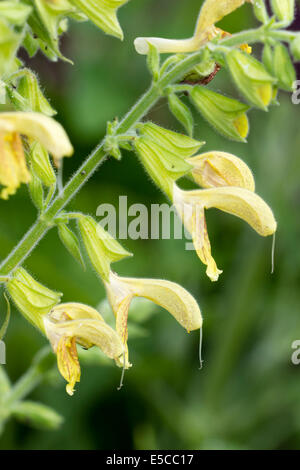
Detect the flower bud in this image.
<box><xmin>168</xmin><ymin>93</ymin><xmax>194</xmax><ymax>137</ymax></box>
<box><xmin>28</xmin><ymin>168</ymin><xmax>44</xmax><ymax>211</ymax></box>
<box><xmin>188</xmin><ymin>151</ymin><xmax>255</xmax><ymax>191</ymax></box>
<box><xmin>273</xmin><ymin>43</ymin><xmax>296</xmax><ymax>91</ymax></box>
<box><xmin>190</xmin><ymin>86</ymin><xmax>249</xmax><ymax>142</ymax></box>
<box><xmin>134</xmin><ymin>136</ymin><xmax>192</xmax><ymax>198</ymax></box>
<box><xmin>137</xmin><ymin>122</ymin><xmax>204</xmax><ymax>158</ymax></box>
<box><xmin>17</xmin><ymin>71</ymin><xmax>56</xmax><ymax>116</ymax></box>
<box><xmin>78</xmin><ymin>215</ymin><xmax>132</xmax><ymax>282</ymax></box>
<box><xmin>252</xmin><ymin>0</ymin><xmax>269</xmax><ymax>23</ymax></box>
<box><xmin>12</xmin><ymin>401</ymin><xmax>63</xmax><ymax>430</ymax></box>
<box><xmin>271</xmin><ymin>0</ymin><xmax>295</xmax><ymax>24</ymax></box>
<box><xmin>58</xmin><ymin>223</ymin><xmax>85</xmax><ymax>269</ymax></box>
<box><xmin>226</xmin><ymin>50</ymin><xmax>275</xmax><ymax>110</ymax></box>
<box><xmin>29</xmin><ymin>142</ymin><xmax>56</xmax><ymax>187</ymax></box>
<box><xmin>6</xmin><ymin>268</ymin><xmax>62</xmax><ymax>331</ymax></box>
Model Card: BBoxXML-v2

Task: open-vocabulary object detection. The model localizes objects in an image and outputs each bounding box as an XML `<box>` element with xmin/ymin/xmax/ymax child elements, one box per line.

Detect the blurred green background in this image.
<box><xmin>1</xmin><ymin>0</ymin><xmax>300</xmax><ymax>450</ymax></box>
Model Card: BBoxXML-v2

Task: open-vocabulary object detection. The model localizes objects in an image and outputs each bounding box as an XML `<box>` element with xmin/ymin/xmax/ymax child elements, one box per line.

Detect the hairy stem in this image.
<box><xmin>0</xmin><ymin>26</ymin><xmax>289</xmax><ymax>277</ymax></box>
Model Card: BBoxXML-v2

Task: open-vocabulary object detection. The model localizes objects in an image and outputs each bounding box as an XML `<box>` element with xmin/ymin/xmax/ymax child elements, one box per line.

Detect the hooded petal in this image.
<box><xmin>0</xmin><ymin>112</ymin><xmax>73</xmax><ymax>160</ymax></box>
<box><xmin>44</xmin><ymin>314</ymin><xmax>125</xmax><ymax>394</ymax></box>
<box><xmin>188</xmin><ymin>151</ymin><xmax>255</xmax><ymax>191</ymax></box>
<box><xmin>195</xmin><ymin>0</ymin><xmax>253</xmax><ymax>35</ymax></box>
<box><xmin>175</xmin><ymin>185</ymin><xmax>277</xmax><ymax>237</ymax></box>
<box><xmin>106</xmin><ymin>271</ymin><xmax>202</xmax><ymax>333</ymax></box>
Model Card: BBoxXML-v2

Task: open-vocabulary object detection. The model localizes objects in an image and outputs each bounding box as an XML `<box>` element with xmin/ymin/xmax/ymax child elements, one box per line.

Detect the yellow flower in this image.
<box><xmin>188</xmin><ymin>151</ymin><xmax>255</xmax><ymax>191</ymax></box>
<box><xmin>44</xmin><ymin>302</ymin><xmax>125</xmax><ymax>395</ymax></box>
<box><xmin>173</xmin><ymin>183</ymin><xmax>277</xmax><ymax>282</ymax></box>
<box><xmin>105</xmin><ymin>271</ymin><xmax>203</xmax><ymax>365</ymax></box>
<box><xmin>0</xmin><ymin>112</ymin><xmax>73</xmax><ymax>198</ymax></box>
<box><xmin>135</xmin><ymin>0</ymin><xmax>252</xmax><ymax>54</ymax></box>
<box><xmin>0</xmin><ymin>132</ymin><xmax>31</xmax><ymax>199</ymax></box>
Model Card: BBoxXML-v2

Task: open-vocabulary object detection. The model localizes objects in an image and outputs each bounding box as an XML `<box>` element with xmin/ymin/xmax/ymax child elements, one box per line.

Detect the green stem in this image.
<box><xmin>0</xmin><ymin>25</ymin><xmax>294</xmax><ymax>277</ymax></box>
<box><xmin>0</xmin><ymin>51</ymin><xmax>206</xmax><ymax>276</ymax></box>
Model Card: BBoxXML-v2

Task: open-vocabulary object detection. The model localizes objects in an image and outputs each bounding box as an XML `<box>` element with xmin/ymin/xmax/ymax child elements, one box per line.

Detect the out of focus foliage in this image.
<box><xmin>0</xmin><ymin>0</ymin><xmax>300</xmax><ymax>449</ymax></box>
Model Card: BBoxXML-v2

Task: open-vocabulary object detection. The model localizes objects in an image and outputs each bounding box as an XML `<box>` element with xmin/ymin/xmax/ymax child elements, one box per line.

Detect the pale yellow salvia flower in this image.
<box><xmin>173</xmin><ymin>167</ymin><xmax>277</xmax><ymax>282</ymax></box>
<box><xmin>44</xmin><ymin>302</ymin><xmax>124</xmax><ymax>395</ymax></box>
<box><xmin>134</xmin><ymin>0</ymin><xmax>253</xmax><ymax>54</ymax></box>
<box><xmin>0</xmin><ymin>112</ymin><xmax>73</xmax><ymax>198</ymax></box>
<box><xmin>105</xmin><ymin>271</ymin><xmax>203</xmax><ymax>366</ymax></box>
<box><xmin>188</xmin><ymin>151</ymin><xmax>255</xmax><ymax>191</ymax></box>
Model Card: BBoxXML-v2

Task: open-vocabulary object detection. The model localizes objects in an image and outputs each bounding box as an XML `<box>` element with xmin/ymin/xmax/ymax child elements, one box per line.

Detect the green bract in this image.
<box><xmin>68</xmin><ymin>0</ymin><xmax>130</xmax><ymax>40</ymax></box>
<box><xmin>271</xmin><ymin>0</ymin><xmax>295</xmax><ymax>25</ymax></box>
<box><xmin>6</xmin><ymin>268</ymin><xmax>62</xmax><ymax>332</ymax></box>
<box><xmin>226</xmin><ymin>49</ymin><xmax>276</xmax><ymax>110</ymax></box>
<box><xmin>190</xmin><ymin>86</ymin><xmax>250</xmax><ymax>142</ymax></box>
<box><xmin>78</xmin><ymin>215</ymin><xmax>132</xmax><ymax>281</ymax></box>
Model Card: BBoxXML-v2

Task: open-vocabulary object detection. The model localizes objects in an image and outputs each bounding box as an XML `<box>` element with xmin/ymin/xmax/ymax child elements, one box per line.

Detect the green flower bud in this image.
<box><xmin>12</xmin><ymin>401</ymin><xmax>63</xmax><ymax>430</ymax></box>
<box><xmin>6</xmin><ymin>268</ymin><xmax>62</xmax><ymax>331</ymax></box>
<box><xmin>190</xmin><ymin>86</ymin><xmax>250</xmax><ymax>142</ymax></box>
<box><xmin>252</xmin><ymin>0</ymin><xmax>269</xmax><ymax>23</ymax></box>
<box><xmin>226</xmin><ymin>49</ymin><xmax>276</xmax><ymax>110</ymax></box>
<box><xmin>273</xmin><ymin>43</ymin><xmax>296</xmax><ymax>91</ymax></box>
<box><xmin>0</xmin><ymin>1</ymin><xmax>32</xmax><ymax>26</ymax></box>
<box><xmin>137</xmin><ymin>122</ymin><xmax>204</xmax><ymax>158</ymax></box>
<box><xmin>17</xmin><ymin>70</ymin><xmax>56</xmax><ymax>116</ymax></box>
<box><xmin>134</xmin><ymin>123</ymin><xmax>203</xmax><ymax>196</ymax></box>
<box><xmin>168</xmin><ymin>93</ymin><xmax>194</xmax><ymax>137</ymax></box>
<box><xmin>29</xmin><ymin>142</ymin><xmax>56</xmax><ymax>187</ymax></box>
<box><xmin>271</xmin><ymin>0</ymin><xmax>295</xmax><ymax>25</ymax></box>
<box><xmin>28</xmin><ymin>168</ymin><xmax>44</xmax><ymax>211</ymax></box>
<box><xmin>291</xmin><ymin>35</ymin><xmax>300</xmax><ymax>62</ymax></box>
<box><xmin>68</xmin><ymin>0</ymin><xmax>130</xmax><ymax>40</ymax></box>
<box><xmin>262</xmin><ymin>44</ymin><xmax>274</xmax><ymax>75</ymax></box>
<box><xmin>58</xmin><ymin>223</ymin><xmax>85</xmax><ymax>269</ymax></box>
<box><xmin>146</xmin><ymin>42</ymin><xmax>160</xmax><ymax>81</ymax></box>
<box><xmin>134</xmin><ymin>136</ymin><xmax>192</xmax><ymax>197</ymax></box>
<box><xmin>78</xmin><ymin>215</ymin><xmax>132</xmax><ymax>282</ymax></box>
